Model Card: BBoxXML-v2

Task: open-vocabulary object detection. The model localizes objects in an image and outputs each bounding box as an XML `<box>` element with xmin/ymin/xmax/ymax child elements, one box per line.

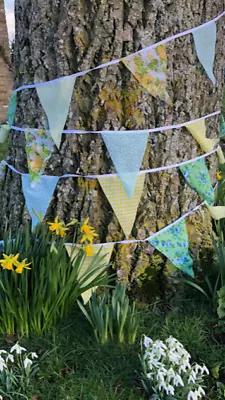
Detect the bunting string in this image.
<box><xmin>65</xmin><ymin>199</ymin><xmax>206</xmax><ymax>248</ymax></box>
<box><xmin>12</xmin><ymin>11</ymin><xmax>225</xmax><ymax>93</ymax></box>
<box><xmin>2</xmin><ymin>145</ymin><xmax>218</xmax><ymax>179</ymax></box>
<box><xmin>10</xmin><ymin>110</ymin><xmax>221</xmax><ymax>135</ymax></box>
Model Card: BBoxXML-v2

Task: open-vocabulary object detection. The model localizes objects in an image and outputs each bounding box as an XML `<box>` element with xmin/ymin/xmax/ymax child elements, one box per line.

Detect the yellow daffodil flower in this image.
<box><xmin>15</xmin><ymin>259</ymin><xmax>32</xmax><ymax>274</ymax></box>
<box><xmin>84</xmin><ymin>243</ymin><xmax>94</xmax><ymax>257</ymax></box>
<box><xmin>217</xmin><ymin>171</ymin><xmax>223</xmax><ymax>181</ymax></box>
<box><xmin>48</xmin><ymin>216</ymin><xmax>69</xmax><ymax>238</ymax></box>
<box><xmin>0</xmin><ymin>254</ymin><xmax>19</xmax><ymax>270</ymax></box>
<box><xmin>80</xmin><ymin>217</ymin><xmax>98</xmax><ymax>243</ymax></box>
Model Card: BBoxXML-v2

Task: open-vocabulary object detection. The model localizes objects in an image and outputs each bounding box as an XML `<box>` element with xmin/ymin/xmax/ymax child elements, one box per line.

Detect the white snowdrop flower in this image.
<box><xmin>143</xmin><ymin>336</ymin><xmax>153</xmax><ymax>348</ymax></box>
<box><xmin>0</xmin><ymin>350</ymin><xmax>7</xmax><ymax>355</ymax></box>
<box><xmin>153</xmin><ymin>340</ymin><xmax>167</xmax><ymax>350</ymax></box>
<box><xmin>167</xmin><ymin>367</ymin><xmax>176</xmax><ymax>382</ymax></box>
<box><xmin>196</xmin><ymin>386</ymin><xmax>205</xmax><ymax>397</ymax></box>
<box><xmin>173</xmin><ymin>373</ymin><xmax>184</xmax><ymax>387</ymax></box>
<box><xmin>168</xmin><ymin>350</ymin><xmax>181</xmax><ymax>364</ymax></box>
<box><xmin>188</xmin><ymin>370</ymin><xmax>197</xmax><ymax>384</ymax></box>
<box><xmin>187</xmin><ymin>390</ymin><xmax>198</xmax><ymax>400</ymax></box>
<box><xmin>10</xmin><ymin>343</ymin><xmax>26</xmax><ymax>355</ymax></box>
<box><xmin>30</xmin><ymin>352</ymin><xmax>38</xmax><ymax>359</ymax></box>
<box><xmin>0</xmin><ymin>357</ymin><xmax>6</xmax><ymax>371</ymax></box>
<box><xmin>165</xmin><ymin>384</ymin><xmax>175</xmax><ymax>396</ymax></box>
<box><xmin>156</xmin><ymin>368</ymin><xmax>167</xmax><ymax>382</ymax></box>
<box><xmin>200</xmin><ymin>365</ymin><xmax>209</xmax><ymax>375</ymax></box>
<box><xmin>23</xmin><ymin>357</ymin><xmax>33</xmax><ymax>369</ymax></box>
<box><xmin>6</xmin><ymin>354</ymin><xmax>14</xmax><ymax>363</ymax></box>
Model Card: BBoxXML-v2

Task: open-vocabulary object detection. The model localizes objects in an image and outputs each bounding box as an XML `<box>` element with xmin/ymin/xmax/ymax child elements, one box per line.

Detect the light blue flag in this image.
<box><xmin>22</xmin><ymin>175</ymin><xmax>59</xmax><ymax>229</ymax></box>
<box><xmin>193</xmin><ymin>22</ymin><xmax>216</xmax><ymax>84</ymax></box>
<box><xmin>148</xmin><ymin>220</ymin><xmax>194</xmax><ymax>277</ymax></box>
<box><xmin>101</xmin><ymin>131</ymin><xmax>149</xmax><ymax>198</ymax></box>
<box><xmin>36</xmin><ymin>76</ymin><xmax>76</xmax><ymax>148</ymax></box>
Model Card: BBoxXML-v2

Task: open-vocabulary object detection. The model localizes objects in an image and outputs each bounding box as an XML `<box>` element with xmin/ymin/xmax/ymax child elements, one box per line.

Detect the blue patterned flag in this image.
<box><xmin>180</xmin><ymin>159</ymin><xmax>214</xmax><ymax>205</ymax></box>
<box><xmin>36</xmin><ymin>77</ymin><xmax>76</xmax><ymax>148</ymax></box>
<box><xmin>148</xmin><ymin>220</ymin><xmax>194</xmax><ymax>277</ymax></box>
<box><xmin>101</xmin><ymin>131</ymin><xmax>148</xmax><ymax>198</ymax></box>
<box><xmin>22</xmin><ymin>175</ymin><xmax>59</xmax><ymax>229</ymax></box>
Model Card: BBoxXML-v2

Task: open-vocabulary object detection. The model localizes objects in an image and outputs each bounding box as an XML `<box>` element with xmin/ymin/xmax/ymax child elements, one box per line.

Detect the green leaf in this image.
<box><xmin>211</xmin><ymin>363</ymin><xmax>221</xmax><ymax>379</ymax></box>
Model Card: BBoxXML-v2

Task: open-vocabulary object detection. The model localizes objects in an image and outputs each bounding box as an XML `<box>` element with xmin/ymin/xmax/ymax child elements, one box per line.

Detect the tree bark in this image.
<box><xmin>2</xmin><ymin>0</ymin><xmax>225</xmax><ymax>289</ymax></box>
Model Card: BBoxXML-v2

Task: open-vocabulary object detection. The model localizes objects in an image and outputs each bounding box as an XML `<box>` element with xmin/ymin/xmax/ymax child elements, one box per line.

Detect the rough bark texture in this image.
<box><xmin>0</xmin><ymin>0</ymin><xmax>12</xmax><ymax>121</ymax></box>
<box><xmin>2</xmin><ymin>0</ymin><xmax>225</xmax><ymax>289</ymax></box>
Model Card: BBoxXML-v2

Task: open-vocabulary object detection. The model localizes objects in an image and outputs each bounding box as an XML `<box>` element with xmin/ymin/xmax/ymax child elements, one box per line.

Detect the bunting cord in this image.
<box><xmin>2</xmin><ymin>145</ymin><xmax>218</xmax><ymax>179</ymax></box>
<box><xmin>65</xmin><ymin>199</ymin><xmax>206</xmax><ymax>248</ymax></box>
<box><xmin>12</xmin><ymin>11</ymin><xmax>225</xmax><ymax>93</ymax></box>
<box><xmin>10</xmin><ymin>110</ymin><xmax>221</xmax><ymax>135</ymax></box>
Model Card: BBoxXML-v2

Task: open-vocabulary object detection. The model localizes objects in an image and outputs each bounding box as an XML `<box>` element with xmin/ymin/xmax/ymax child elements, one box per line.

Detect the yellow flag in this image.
<box><xmin>185</xmin><ymin>120</ymin><xmax>218</xmax><ymax>153</ymax></box>
<box><xmin>208</xmin><ymin>206</ymin><xmax>225</xmax><ymax>220</ymax></box>
<box><xmin>98</xmin><ymin>174</ymin><xmax>145</xmax><ymax>237</ymax></box>
<box><xmin>65</xmin><ymin>244</ymin><xmax>114</xmax><ymax>304</ymax></box>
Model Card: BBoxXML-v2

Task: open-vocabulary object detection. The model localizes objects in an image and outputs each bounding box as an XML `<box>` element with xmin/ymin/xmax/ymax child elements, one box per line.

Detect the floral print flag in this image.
<box><xmin>6</xmin><ymin>92</ymin><xmax>17</xmax><ymax>127</ymax></box>
<box><xmin>122</xmin><ymin>44</ymin><xmax>171</xmax><ymax>104</ymax></box>
<box><xmin>25</xmin><ymin>129</ymin><xmax>54</xmax><ymax>183</ymax></box>
<box><xmin>148</xmin><ymin>220</ymin><xmax>194</xmax><ymax>277</ymax></box>
<box><xmin>180</xmin><ymin>159</ymin><xmax>214</xmax><ymax>205</ymax></box>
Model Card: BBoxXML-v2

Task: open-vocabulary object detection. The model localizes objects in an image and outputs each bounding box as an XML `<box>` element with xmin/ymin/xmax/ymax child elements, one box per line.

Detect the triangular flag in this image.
<box><xmin>98</xmin><ymin>174</ymin><xmax>145</xmax><ymax>237</ymax></box>
<box><xmin>180</xmin><ymin>158</ymin><xmax>214</xmax><ymax>205</ymax></box>
<box><xmin>65</xmin><ymin>244</ymin><xmax>114</xmax><ymax>304</ymax></box>
<box><xmin>193</xmin><ymin>22</ymin><xmax>216</xmax><ymax>84</ymax></box>
<box><xmin>148</xmin><ymin>220</ymin><xmax>194</xmax><ymax>277</ymax></box>
<box><xmin>22</xmin><ymin>175</ymin><xmax>59</xmax><ymax>229</ymax></box>
<box><xmin>101</xmin><ymin>131</ymin><xmax>148</xmax><ymax>198</ymax></box>
<box><xmin>36</xmin><ymin>76</ymin><xmax>76</xmax><ymax>148</ymax></box>
<box><xmin>185</xmin><ymin>119</ymin><xmax>218</xmax><ymax>153</ymax></box>
<box><xmin>220</xmin><ymin>115</ymin><xmax>225</xmax><ymax>137</ymax></box>
<box><xmin>208</xmin><ymin>206</ymin><xmax>225</xmax><ymax>220</ymax></box>
<box><xmin>122</xmin><ymin>44</ymin><xmax>171</xmax><ymax>104</ymax></box>
<box><xmin>6</xmin><ymin>92</ymin><xmax>17</xmax><ymax>127</ymax></box>
<box><xmin>25</xmin><ymin>128</ymin><xmax>54</xmax><ymax>183</ymax></box>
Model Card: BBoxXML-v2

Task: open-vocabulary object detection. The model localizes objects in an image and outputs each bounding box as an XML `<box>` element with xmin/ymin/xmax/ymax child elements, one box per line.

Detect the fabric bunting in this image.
<box><xmin>6</xmin><ymin>92</ymin><xmax>17</xmax><ymax>127</ymax></box>
<box><xmin>220</xmin><ymin>115</ymin><xmax>225</xmax><ymax>137</ymax></box>
<box><xmin>122</xmin><ymin>44</ymin><xmax>171</xmax><ymax>104</ymax></box>
<box><xmin>101</xmin><ymin>131</ymin><xmax>148</xmax><ymax>198</ymax></box>
<box><xmin>185</xmin><ymin>119</ymin><xmax>224</xmax><ymax>163</ymax></box>
<box><xmin>180</xmin><ymin>158</ymin><xmax>214</xmax><ymax>205</ymax></box>
<box><xmin>25</xmin><ymin>128</ymin><xmax>54</xmax><ymax>183</ymax></box>
<box><xmin>193</xmin><ymin>22</ymin><xmax>216</xmax><ymax>84</ymax></box>
<box><xmin>0</xmin><ymin>124</ymin><xmax>10</xmax><ymax>143</ymax></box>
<box><xmin>185</xmin><ymin>119</ymin><xmax>218</xmax><ymax>153</ymax></box>
<box><xmin>22</xmin><ymin>175</ymin><xmax>59</xmax><ymax>229</ymax></box>
<box><xmin>208</xmin><ymin>206</ymin><xmax>225</xmax><ymax>220</ymax></box>
<box><xmin>65</xmin><ymin>244</ymin><xmax>114</xmax><ymax>304</ymax></box>
<box><xmin>98</xmin><ymin>174</ymin><xmax>145</xmax><ymax>237</ymax></box>
<box><xmin>37</xmin><ymin>77</ymin><xmax>76</xmax><ymax>148</ymax></box>
<box><xmin>148</xmin><ymin>220</ymin><xmax>194</xmax><ymax>277</ymax></box>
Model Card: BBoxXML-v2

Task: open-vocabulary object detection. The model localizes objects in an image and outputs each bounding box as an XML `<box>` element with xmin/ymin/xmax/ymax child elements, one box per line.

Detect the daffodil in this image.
<box><xmin>14</xmin><ymin>259</ymin><xmax>32</xmax><ymax>274</ymax></box>
<box><xmin>0</xmin><ymin>253</ymin><xmax>19</xmax><ymax>270</ymax></box>
<box><xmin>48</xmin><ymin>216</ymin><xmax>69</xmax><ymax>238</ymax></box>
<box><xmin>84</xmin><ymin>243</ymin><xmax>94</xmax><ymax>257</ymax></box>
<box><xmin>80</xmin><ymin>217</ymin><xmax>98</xmax><ymax>243</ymax></box>
<box><xmin>217</xmin><ymin>171</ymin><xmax>223</xmax><ymax>181</ymax></box>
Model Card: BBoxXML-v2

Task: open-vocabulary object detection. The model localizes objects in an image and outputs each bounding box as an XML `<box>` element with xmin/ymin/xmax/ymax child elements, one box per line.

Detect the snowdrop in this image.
<box><xmin>23</xmin><ymin>357</ymin><xmax>33</xmax><ymax>369</ymax></box>
<box><xmin>10</xmin><ymin>343</ymin><xmax>26</xmax><ymax>355</ymax></box>
<box><xmin>140</xmin><ymin>335</ymin><xmax>209</xmax><ymax>399</ymax></box>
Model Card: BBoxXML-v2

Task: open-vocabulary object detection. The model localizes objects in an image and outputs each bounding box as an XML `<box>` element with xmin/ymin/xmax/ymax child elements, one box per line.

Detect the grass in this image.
<box><xmin>0</xmin><ymin>296</ymin><xmax>223</xmax><ymax>399</ymax></box>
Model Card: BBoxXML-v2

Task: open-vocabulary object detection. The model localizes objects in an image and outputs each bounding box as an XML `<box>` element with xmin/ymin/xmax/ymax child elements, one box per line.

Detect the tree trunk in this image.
<box><xmin>2</xmin><ymin>0</ymin><xmax>225</xmax><ymax>290</ymax></box>
<box><xmin>0</xmin><ymin>0</ymin><xmax>12</xmax><ymax>122</ymax></box>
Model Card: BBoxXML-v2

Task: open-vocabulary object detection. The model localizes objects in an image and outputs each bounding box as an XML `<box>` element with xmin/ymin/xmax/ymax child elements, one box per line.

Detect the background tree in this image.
<box><xmin>2</xmin><ymin>0</ymin><xmax>225</xmax><ymax>294</ymax></box>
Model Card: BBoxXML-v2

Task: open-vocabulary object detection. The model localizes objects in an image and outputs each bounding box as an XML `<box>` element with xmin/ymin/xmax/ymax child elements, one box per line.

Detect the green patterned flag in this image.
<box><xmin>148</xmin><ymin>220</ymin><xmax>194</xmax><ymax>277</ymax></box>
<box><xmin>6</xmin><ymin>92</ymin><xmax>17</xmax><ymax>127</ymax></box>
<box><xmin>220</xmin><ymin>115</ymin><xmax>225</xmax><ymax>137</ymax></box>
<box><xmin>180</xmin><ymin>159</ymin><xmax>214</xmax><ymax>205</ymax></box>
